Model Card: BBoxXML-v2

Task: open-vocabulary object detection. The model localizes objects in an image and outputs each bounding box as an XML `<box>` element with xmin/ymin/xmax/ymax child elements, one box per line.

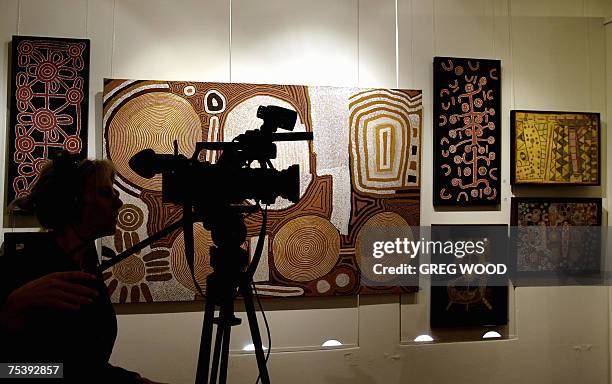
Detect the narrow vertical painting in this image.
<box><xmin>433</xmin><ymin>57</ymin><xmax>501</xmax><ymax>206</ymax></box>
<box><xmin>102</xmin><ymin>80</ymin><xmax>421</xmax><ymax>302</ymax></box>
<box><xmin>8</xmin><ymin>36</ymin><xmax>90</xmax><ymax>205</ymax></box>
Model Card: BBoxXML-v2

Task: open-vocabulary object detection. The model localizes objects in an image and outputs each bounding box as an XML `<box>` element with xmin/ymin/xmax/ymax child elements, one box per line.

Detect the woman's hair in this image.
<box><xmin>9</xmin><ymin>153</ymin><xmax>116</xmax><ymax>230</ymax></box>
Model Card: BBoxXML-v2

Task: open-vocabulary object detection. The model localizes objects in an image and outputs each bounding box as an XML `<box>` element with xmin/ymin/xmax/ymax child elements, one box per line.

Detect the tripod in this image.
<box><xmin>107</xmin><ymin>108</ymin><xmax>313</xmax><ymax>383</ymax></box>
<box><xmin>99</xmin><ymin>206</ymin><xmax>271</xmax><ymax>384</ymax></box>
<box><xmin>195</xmin><ymin>208</ymin><xmax>270</xmax><ymax>384</ymax></box>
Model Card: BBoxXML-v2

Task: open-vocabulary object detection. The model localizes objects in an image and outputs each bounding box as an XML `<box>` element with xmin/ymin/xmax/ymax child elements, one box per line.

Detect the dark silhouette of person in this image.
<box><xmin>0</xmin><ymin>151</ymin><xmax>166</xmax><ymax>384</ymax></box>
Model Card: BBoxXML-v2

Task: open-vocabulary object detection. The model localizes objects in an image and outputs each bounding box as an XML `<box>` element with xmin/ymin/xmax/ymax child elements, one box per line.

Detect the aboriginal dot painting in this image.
<box><xmin>433</xmin><ymin>57</ymin><xmax>501</xmax><ymax>206</ymax></box>
<box><xmin>430</xmin><ymin>225</ymin><xmax>508</xmax><ymax>328</ymax></box>
<box><xmin>102</xmin><ymin>80</ymin><xmax>421</xmax><ymax>302</ymax></box>
<box><xmin>511</xmin><ymin>198</ymin><xmax>602</xmax><ymax>274</ymax></box>
<box><xmin>8</xmin><ymin>36</ymin><xmax>90</xmax><ymax>205</ymax></box>
<box><xmin>511</xmin><ymin>111</ymin><xmax>600</xmax><ymax>185</ymax></box>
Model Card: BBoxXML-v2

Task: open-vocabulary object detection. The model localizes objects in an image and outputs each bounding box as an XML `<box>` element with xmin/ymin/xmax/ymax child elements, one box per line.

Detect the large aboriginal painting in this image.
<box><xmin>511</xmin><ymin>198</ymin><xmax>602</xmax><ymax>275</ymax></box>
<box><xmin>433</xmin><ymin>57</ymin><xmax>501</xmax><ymax>206</ymax></box>
<box><xmin>102</xmin><ymin>80</ymin><xmax>422</xmax><ymax>302</ymax></box>
<box><xmin>511</xmin><ymin>111</ymin><xmax>600</xmax><ymax>185</ymax></box>
<box><xmin>8</xmin><ymin>36</ymin><xmax>90</xmax><ymax>204</ymax></box>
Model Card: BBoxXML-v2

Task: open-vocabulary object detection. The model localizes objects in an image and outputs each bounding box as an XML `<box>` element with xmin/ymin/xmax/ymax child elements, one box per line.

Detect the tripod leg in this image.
<box><xmin>195</xmin><ymin>297</ymin><xmax>216</xmax><ymax>384</ymax></box>
<box><xmin>209</xmin><ymin>312</ymin><xmax>226</xmax><ymax>384</ymax></box>
<box><xmin>240</xmin><ymin>280</ymin><xmax>270</xmax><ymax>384</ymax></box>
<box><xmin>218</xmin><ymin>314</ymin><xmax>232</xmax><ymax>384</ymax></box>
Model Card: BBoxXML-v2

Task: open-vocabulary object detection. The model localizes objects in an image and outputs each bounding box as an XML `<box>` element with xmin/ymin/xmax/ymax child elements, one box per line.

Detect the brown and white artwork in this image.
<box><xmin>102</xmin><ymin>80</ymin><xmax>422</xmax><ymax>302</ymax></box>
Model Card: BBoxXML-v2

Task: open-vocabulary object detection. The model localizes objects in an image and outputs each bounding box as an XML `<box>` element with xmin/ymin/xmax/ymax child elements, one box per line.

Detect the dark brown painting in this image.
<box><xmin>433</xmin><ymin>57</ymin><xmax>501</xmax><ymax>206</ymax></box>
<box><xmin>511</xmin><ymin>198</ymin><xmax>602</xmax><ymax>276</ymax></box>
<box><xmin>430</xmin><ymin>225</ymin><xmax>508</xmax><ymax>328</ymax></box>
<box><xmin>8</xmin><ymin>36</ymin><xmax>90</xmax><ymax>205</ymax></box>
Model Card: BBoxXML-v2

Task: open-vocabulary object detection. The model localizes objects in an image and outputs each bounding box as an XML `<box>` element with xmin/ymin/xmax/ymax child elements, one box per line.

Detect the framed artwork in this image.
<box><xmin>510</xmin><ymin>198</ymin><xmax>602</xmax><ymax>277</ymax></box>
<box><xmin>7</xmin><ymin>36</ymin><xmax>90</xmax><ymax>206</ymax></box>
<box><xmin>430</xmin><ymin>224</ymin><xmax>509</xmax><ymax>328</ymax></box>
<box><xmin>102</xmin><ymin>80</ymin><xmax>422</xmax><ymax>302</ymax></box>
<box><xmin>433</xmin><ymin>57</ymin><xmax>501</xmax><ymax>206</ymax></box>
<box><xmin>511</xmin><ymin>110</ymin><xmax>600</xmax><ymax>185</ymax></box>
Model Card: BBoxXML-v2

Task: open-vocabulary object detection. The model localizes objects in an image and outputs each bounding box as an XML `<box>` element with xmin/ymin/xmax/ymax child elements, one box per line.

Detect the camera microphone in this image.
<box><xmin>129</xmin><ymin>148</ymin><xmax>182</xmax><ymax>179</ymax></box>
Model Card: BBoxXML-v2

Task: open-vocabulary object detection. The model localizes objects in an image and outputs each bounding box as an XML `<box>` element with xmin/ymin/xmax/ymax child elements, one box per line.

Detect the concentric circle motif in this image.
<box><xmin>67</xmin><ymin>44</ymin><xmax>83</xmax><ymax>58</ymax></box>
<box><xmin>355</xmin><ymin>212</ymin><xmax>412</xmax><ymax>283</ymax></box>
<box><xmin>107</xmin><ymin>92</ymin><xmax>201</xmax><ymax>192</ymax></box>
<box><xmin>335</xmin><ymin>273</ymin><xmax>350</xmax><ymax>288</ymax></box>
<box><xmin>63</xmin><ymin>137</ymin><xmax>81</xmax><ymax>153</ymax></box>
<box><xmin>16</xmin><ymin>136</ymin><xmax>35</xmax><ymax>153</ymax></box>
<box><xmin>33</xmin><ymin>108</ymin><xmax>56</xmax><ymax>131</ymax></box>
<box><xmin>170</xmin><ymin>224</ymin><xmax>214</xmax><ymax>293</ymax></box>
<box><xmin>204</xmin><ymin>90</ymin><xmax>226</xmax><ymax>113</ymax></box>
<box><xmin>16</xmin><ymin>86</ymin><xmax>33</xmax><ymax>102</ymax></box>
<box><xmin>33</xmin><ymin>158</ymin><xmax>48</xmax><ymax>173</ymax></box>
<box><xmin>183</xmin><ymin>86</ymin><xmax>196</xmax><ymax>96</ymax></box>
<box><xmin>18</xmin><ymin>41</ymin><xmax>33</xmax><ymax>54</ymax></box>
<box><xmin>272</xmin><ymin>216</ymin><xmax>340</xmax><ymax>282</ymax></box>
<box><xmin>112</xmin><ymin>255</ymin><xmax>146</xmax><ymax>285</ymax></box>
<box><xmin>66</xmin><ymin>88</ymin><xmax>83</xmax><ymax>104</ymax></box>
<box><xmin>36</xmin><ymin>61</ymin><xmax>59</xmax><ymax>82</ymax></box>
<box><xmin>117</xmin><ymin>204</ymin><xmax>144</xmax><ymax>231</ymax></box>
<box><xmin>348</xmin><ymin>89</ymin><xmax>420</xmax><ymax>195</ymax></box>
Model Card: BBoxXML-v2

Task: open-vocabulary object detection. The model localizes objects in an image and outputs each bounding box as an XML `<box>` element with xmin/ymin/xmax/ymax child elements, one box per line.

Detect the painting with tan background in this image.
<box><xmin>102</xmin><ymin>80</ymin><xmax>421</xmax><ymax>303</ymax></box>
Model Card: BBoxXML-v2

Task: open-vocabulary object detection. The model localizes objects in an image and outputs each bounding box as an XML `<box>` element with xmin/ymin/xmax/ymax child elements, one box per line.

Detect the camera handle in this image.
<box><xmin>99</xmin><ymin>219</ymin><xmax>184</xmax><ymax>271</ymax></box>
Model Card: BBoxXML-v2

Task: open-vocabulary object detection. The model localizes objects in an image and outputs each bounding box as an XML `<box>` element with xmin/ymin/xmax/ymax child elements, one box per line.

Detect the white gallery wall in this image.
<box><xmin>1</xmin><ymin>0</ymin><xmax>611</xmax><ymax>383</ymax></box>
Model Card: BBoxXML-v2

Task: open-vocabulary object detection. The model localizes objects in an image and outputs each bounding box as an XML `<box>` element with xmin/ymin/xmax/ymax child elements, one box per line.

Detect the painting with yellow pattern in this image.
<box><xmin>511</xmin><ymin>110</ymin><xmax>600</xmax><ymax>185</ymax></box>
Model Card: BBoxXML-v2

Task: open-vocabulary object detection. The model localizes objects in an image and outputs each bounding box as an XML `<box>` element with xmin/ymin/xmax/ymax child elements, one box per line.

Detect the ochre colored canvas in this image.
<box><xmin>102</xmin><ymin>80</ymin><xmax>421</xmax><ymax>302</ymax></box>
<box><xmin>512</xmin><ymin>111</ymin><xmax>600</xmax><ymax>185</ymax></box>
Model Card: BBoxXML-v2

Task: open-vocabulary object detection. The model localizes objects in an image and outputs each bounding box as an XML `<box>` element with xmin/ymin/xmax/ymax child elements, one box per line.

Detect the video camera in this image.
<box><xmin>115</xmin><ymin>106</ymin><xmax>311</xmax><ymax>383</ymax></box>
<box><xmin>128</xmin><ymin>105</ymin><xmax>313</xmax><ymax>208</ymax></box>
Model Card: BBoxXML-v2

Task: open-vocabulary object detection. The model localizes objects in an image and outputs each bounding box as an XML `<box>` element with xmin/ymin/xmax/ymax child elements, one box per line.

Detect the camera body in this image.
<box><xmin>129</xmin><ymin>105</ymin><xmax>311</xmax><ymax>209</ymax></box>
<box><xmin>256</xmin><ymin>105</ymin><xmax>299</xmax><ymax>132</ymax></box>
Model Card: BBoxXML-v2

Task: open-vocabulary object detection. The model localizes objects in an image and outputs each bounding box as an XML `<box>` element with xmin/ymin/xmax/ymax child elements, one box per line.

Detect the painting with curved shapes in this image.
<box><xmin>433</xmin><ymin>57</ymin><xmax>501</xmax><ymax>206</ymax></box>
<box><xmin>102</xmin><ymin>80</ymin><xmax>422</xmax><ymax>302</ymax></box>
<box><xmin>8</xmin><ymin>35</ymin><xmax>90</xmax><ymax>206</ymax></box>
